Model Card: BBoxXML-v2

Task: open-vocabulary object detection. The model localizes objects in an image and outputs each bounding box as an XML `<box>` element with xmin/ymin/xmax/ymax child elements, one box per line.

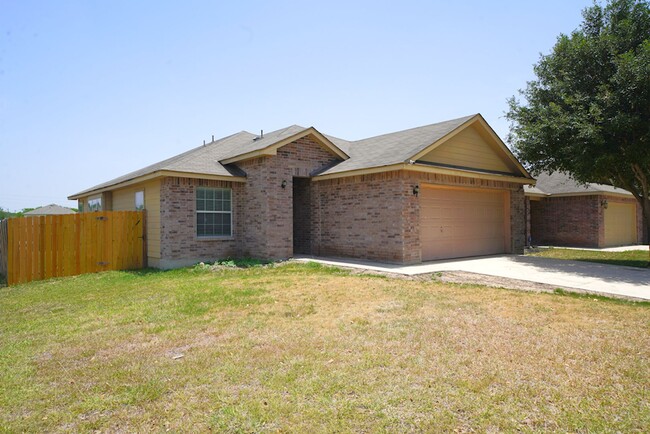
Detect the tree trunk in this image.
<box><xmin>640</xmin><ymin>196</ymin><xmax>650</xmax><ymax>267</ymax></box>
<box><xmin>628</xmin><ymin>164</ymin><xmax>650</xmax><ymax>266</ymax></box>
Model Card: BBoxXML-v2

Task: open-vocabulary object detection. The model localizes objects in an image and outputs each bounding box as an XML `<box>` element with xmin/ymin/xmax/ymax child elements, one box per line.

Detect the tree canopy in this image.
<box><xmin>506</xmin><ymin>0</ymin><xmax>650</xmax><ymax>239</ymax></box>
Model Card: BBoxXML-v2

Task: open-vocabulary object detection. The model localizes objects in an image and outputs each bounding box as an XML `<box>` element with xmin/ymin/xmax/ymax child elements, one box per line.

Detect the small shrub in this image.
<box><xmin>194</xmin><ymin>257</ymin><xmax>271</xmax><ymax>271</ymax></box>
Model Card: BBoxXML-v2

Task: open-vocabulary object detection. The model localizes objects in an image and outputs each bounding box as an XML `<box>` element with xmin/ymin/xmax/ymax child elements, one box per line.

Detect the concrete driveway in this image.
<box><xmin>295</xmin><ymin>255</ymin><xmax>650</xmax><ymax>301</ymax></box>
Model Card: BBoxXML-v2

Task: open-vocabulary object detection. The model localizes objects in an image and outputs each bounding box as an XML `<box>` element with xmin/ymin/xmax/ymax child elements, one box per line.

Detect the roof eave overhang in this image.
<box><xmin>68</xmin><ymin>170</ymin><xmax>246</xmax><ymax>200</ymax></box>
<box><xmin>524</xmin><ymin>192</ymin><xmax>549</xmax><ymax>198</ymax></box>
<box><xmin>219</xmin><ymin>127</ymin><xmax>349</xmax><ymax>165</ymax></box>
<box><xmin>313</xmin><ymin>163</ymin><xmax>535</xmax><ymax>184</ymax></box>
<box><xmin>540</xmin><ymin>191</ymin><xmax>634</xmax><ymax>199</ymax></box>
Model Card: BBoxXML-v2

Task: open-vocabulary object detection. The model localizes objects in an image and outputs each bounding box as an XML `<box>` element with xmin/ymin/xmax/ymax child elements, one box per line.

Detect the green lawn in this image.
<box><xmin>528</xmin><ymin>247</ymin><xmax>650</xmax><ymax>268</ymax></box>
<box><xmin>1</xmin><ymin>263</ymin><xmax>649</xmax><ymax>432</ymax></box>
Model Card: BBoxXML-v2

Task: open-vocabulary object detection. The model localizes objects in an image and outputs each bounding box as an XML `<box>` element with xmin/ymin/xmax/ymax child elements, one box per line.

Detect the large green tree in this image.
<box><xmin>507</xmin><ymin>0</ymin><xmax>650</xmax><ymax>243</ymax></box>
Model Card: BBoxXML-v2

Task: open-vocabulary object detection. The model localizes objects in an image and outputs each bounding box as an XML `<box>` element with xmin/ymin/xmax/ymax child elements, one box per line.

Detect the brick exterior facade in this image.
<box><xmin>235</xmin><ymin>136</ymin><xmax>342</xmax><ymax>260</ymax></box>
<box><xmin>310</xmin><ymin>171</ymin><xmax>526</xmax><ymax>264</ymax></box>
<box><xmin>154</xmin><ymin>135</ymin><xmax>528</xmax><ymax>268</ymax></box>
<box><xmin>529</xmin><ymin>194</ymin><xmax>644</xmax><ymax>248</ymax></box>
<box><xmin>158</xmin><ymin>177</ymin><xmax>244</xmax><ymax>268</ymax></box>
<box><xmin>310</xmin><ymin>171</ymin><xmax>412</xmax><ymax>263</ymax></box>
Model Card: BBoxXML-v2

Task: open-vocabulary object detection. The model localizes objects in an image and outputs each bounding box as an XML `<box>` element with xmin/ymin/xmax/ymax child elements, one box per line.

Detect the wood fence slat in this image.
<box><xmin>1</xmin><ymin>219</ymin><xmax>10</xmax><ymax>284</ymax></box>
<box><xmin>62</xmin><ymin>215</ymin><xmax>71</xmax><ymax>277</ymax></box>
<box><xmin>73</xmin><ymin>214</ymin><xmax>80</xmax><ymax>276</ymax></box>
<box><xmin>115</xmin><ymin>212</ymin><xmax>124</xmax><ymax>270</ymax></box>
<box><xmin>55</xmin><ymin>215</ymin><xmax>63</xmax><ymax>277</ymax></box>
<box><xmin>8</xmin><ymin>219</ymin><xmax>16</xmax><ymax>285</ymax></box>
<box><xmin>34</xmin><ymin>218</ymin><xmax>41</xmax><ymax>282</ymax></box>
<box><xmin>128</xmin><ymin>212</ymin><xmax>134</xmax><ymax>269</ymax></box>
<box><xmin>0</xmin><ymin>220</ymin><xmax>7</xmax><ymax>282</ymax></box>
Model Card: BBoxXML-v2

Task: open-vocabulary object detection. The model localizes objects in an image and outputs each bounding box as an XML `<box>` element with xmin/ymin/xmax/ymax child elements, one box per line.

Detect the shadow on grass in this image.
<box><xmin>123</xmin><ymin>268</ymin><xmax>172</xmax><ymax>277</ymax></box>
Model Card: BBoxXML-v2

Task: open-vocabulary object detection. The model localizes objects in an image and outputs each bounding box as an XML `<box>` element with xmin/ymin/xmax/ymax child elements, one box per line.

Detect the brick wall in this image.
<box><xmin>311</xmin><ymin>172</ymin><xmax>411</xmax><ymax>263</ymax></box>
<box><xmin>510</xmin><ymin>187</ymin><xmax>526</xmax><ymax>253</ymax></box>
<box><xmin>235</xmin><ymin>135</ymin><xmax>342</xmax><ymax>260</ymax></box>
<box><xmin>529</xmin><ymin>195</ymin><xmax>601</xmax><ymax>247</ymax></box>
<box><xmin>158</xmin><ymin>177</ymin><xmax>243</xmax><ymax>268</ymax></box>
<box><xmin>311</xmin><ymin>171</ymin><xmax>526</xmax><ymax>263</ymax></box>
<box><xmin>529</xmin><ymin>194</ymin><xmax>646</xmax><ymax>248</ymax></box>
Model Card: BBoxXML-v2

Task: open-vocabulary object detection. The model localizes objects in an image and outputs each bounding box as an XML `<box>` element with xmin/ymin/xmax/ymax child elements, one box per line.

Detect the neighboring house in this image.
<box><xmin>23</xmin><ymin>204</ymin><xmax>77</xmax><ymax>216</ymax></box>
<box><xmin>69</xmin><ymin>114</ymin><xmax>534</xmax><ymax>268</ymax></box>
<box><xmin>525</xmin><ymin>172</ymin><xmax>646</xmax><ymax>248</ymax></box>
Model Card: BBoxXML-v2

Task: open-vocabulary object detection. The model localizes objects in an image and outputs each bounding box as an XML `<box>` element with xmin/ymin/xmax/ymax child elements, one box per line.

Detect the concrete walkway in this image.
<box><xmin>294</xmin><ymin>255</ymin><xmax>650</xmax><ymax>301</ymax></box>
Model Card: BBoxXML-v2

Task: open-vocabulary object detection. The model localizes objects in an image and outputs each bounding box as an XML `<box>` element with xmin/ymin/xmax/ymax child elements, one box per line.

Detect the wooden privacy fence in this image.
<box><xmin>0</xmin><ymin>211</ymin><xmax>145</xmax><ymax>286</ymax></box>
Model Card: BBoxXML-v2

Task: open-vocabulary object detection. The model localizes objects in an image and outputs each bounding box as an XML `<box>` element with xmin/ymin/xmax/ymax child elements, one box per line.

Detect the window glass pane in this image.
<box><xmin>196</xmin><ymin>187</ymin><xmax>232</xmax><ymax>237</ymax></box>
<box><xmin>88</xmin><ymin>198</ymin><xmax>102</xmax><ymax>211</ymax></box>
<box><xmin>135</xmin><ymin>191</ymin><xmax>144</xmax><ymax>210</ymax></box>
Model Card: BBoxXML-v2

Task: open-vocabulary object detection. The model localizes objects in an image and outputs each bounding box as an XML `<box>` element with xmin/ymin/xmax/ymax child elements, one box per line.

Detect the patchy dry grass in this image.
<box><xmin>529</xmin><ymin>247</ymin><xmax>650</xmax><ymax>268</ymax></box>
<box><xmin>1</xmin><ymin>262</ymin><xmax>649</xmax><ymax>432</ymax></box>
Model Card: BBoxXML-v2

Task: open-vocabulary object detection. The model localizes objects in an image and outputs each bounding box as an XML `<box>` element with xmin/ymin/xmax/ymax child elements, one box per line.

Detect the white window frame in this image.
<box><xmin>196</xmin><ymin>187</ymin><xmax>232</xmax><ymax>238</ymax></box>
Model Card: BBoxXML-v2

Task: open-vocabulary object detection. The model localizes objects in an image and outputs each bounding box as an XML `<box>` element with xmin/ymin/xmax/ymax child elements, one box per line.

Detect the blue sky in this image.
<box><xmin>1</xmin><ymin>0</ymin><xmax>593</xmax><ymax>211</ymax></box>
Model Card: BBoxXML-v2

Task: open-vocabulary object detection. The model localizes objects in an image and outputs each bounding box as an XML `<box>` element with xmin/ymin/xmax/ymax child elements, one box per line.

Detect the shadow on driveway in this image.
<box><xmin>508</xmin><ymin>255</ymin><xmax>650</xmax><ymax>286</ymax></box>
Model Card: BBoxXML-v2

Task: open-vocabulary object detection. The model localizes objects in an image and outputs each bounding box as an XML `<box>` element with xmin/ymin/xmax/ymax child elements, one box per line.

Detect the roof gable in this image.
<box><xmin>319</xmin><ymin>115</ymin><xmax>476</xmax><ymax>176</ymax></box>
<box><xmin>219</xmin><ymin>126</ymin><xmax>348</xmax><ymax>164</ymax></box>
<box><xmin>417</xmin><ymin>123</ymin><xmax>521</xmax><ymax>175</ymax></box>
<box><xmin>318</xmin><ymin>114</ymin><xmax>531</xmax><ymax>180</ymax></box>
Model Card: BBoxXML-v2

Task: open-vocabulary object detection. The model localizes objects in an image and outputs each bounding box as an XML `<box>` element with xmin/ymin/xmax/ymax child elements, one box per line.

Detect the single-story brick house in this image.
<box><xmin>69</xmin><ymin>114</ymin><xmax>534</xmax><ymax>268</ymax></box>
<box><xmin>525</xmin><ymin>172</ymin><xmax>647</xmax><ymax>248</ymax></box>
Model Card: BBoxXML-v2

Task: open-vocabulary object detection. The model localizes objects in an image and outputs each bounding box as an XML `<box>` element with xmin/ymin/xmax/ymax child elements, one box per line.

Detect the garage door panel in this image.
<box><xmin>421</xmin><ymin>186</ymin><xmax>507</xmax><ymax>261</ymax></box>
<box><xmin>604</xmin><ymin>202</ymin><xmax>636</xmax><ymax>246</ymax></box>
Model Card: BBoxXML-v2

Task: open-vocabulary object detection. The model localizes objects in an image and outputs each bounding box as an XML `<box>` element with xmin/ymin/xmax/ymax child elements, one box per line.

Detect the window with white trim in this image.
<box><xmin>135</xmin><ymin>191</ymin><xmax>145</xmax><ymax>210</ymax></box>
<box><xmin>196</xmin><ymin>187</ymin><xmax>232</xmax><ymax>237</ymax></box>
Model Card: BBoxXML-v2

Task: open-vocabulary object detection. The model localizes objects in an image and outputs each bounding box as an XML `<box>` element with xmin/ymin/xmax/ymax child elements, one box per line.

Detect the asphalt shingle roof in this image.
<box><xmin>71</xmin><ymin>131</ymin><xmax>256</xmax><ymax>197</ymax></box>
<box><xmin>71</xmin><ymin>114</ymin><xmax>510</xmax><ymax>198</ymax></box>
<box><xmin>320</xmin><ymin>115</ymin><xmax>475</xmax><ymax>175</ymax></box>
<box><xmin>525</xmin><ymin>172</ymin><xmax>633</xmax><ymax>196</ymax></box>
<box><xmin>24</xmin><ymin>204</ymin><xmax>76</xmax><ymax>215</ymax></box>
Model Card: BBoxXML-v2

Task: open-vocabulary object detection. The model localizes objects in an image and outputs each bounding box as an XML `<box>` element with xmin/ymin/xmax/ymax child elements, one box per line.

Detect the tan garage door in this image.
<box><xmin>421</xmin><ymin>186</ymin><xmax>508</xmax><ymax>261</ymax></box>
<box><xmin>604</xmin><ymin>201</ymin><xmax>636</xmax><ymax>247</ymax></box>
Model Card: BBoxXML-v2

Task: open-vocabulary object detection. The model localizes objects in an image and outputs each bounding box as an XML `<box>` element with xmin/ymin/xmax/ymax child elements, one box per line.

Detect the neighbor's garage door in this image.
<box><xmin>421</xmin><ymin>186</ymin><xmax>508</xmax><ymax>261</ymax></box>
<box><xmin>604</xmin><ymin>201</ymin><xmax>637</xmax><ymax>247</ymax></box>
